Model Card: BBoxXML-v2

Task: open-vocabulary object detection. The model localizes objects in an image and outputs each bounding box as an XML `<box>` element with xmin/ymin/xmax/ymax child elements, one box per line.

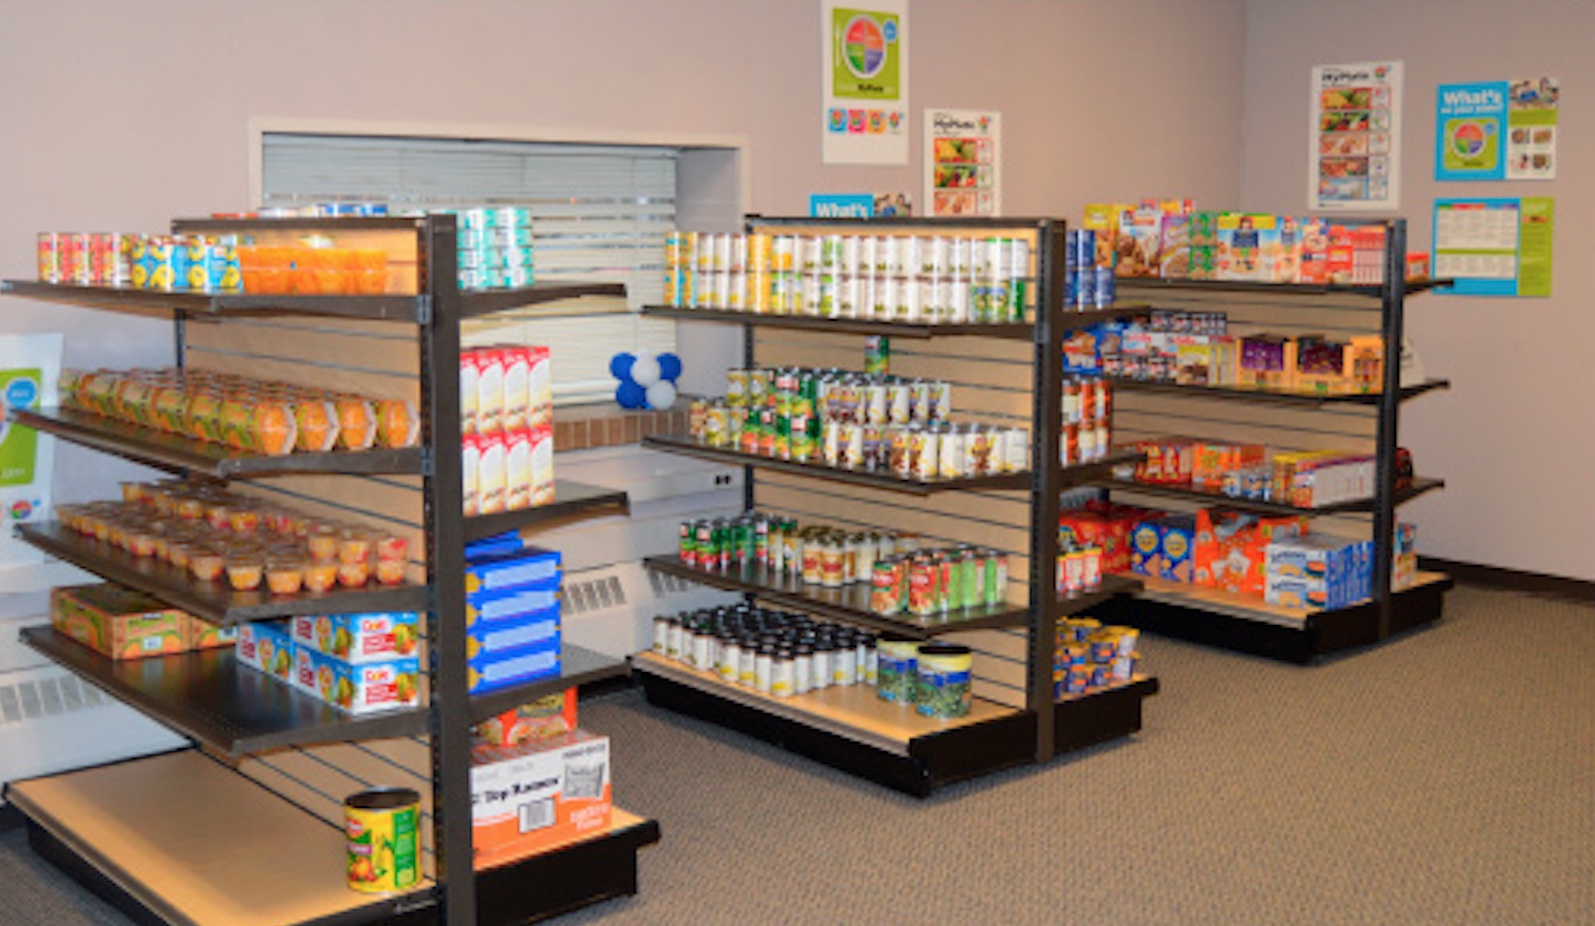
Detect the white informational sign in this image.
<box><xmin>821</xmin><ymin>0</ymin><xmax>910</xmax><ymax>165</ymax></box>
<box><xmin>1310</xmin><ymin>61</ymin><xmax>1402</xmax><ymax>212</ymax></box>
<box><xmin>0</xmin><ymin>334</ymin><xmax>61</xmax><ymax>570</ymax></box>
<box><xmin>924</xmin><ymin>109</ymin><xmax>1001</xmax><ymax>217</ymax></box>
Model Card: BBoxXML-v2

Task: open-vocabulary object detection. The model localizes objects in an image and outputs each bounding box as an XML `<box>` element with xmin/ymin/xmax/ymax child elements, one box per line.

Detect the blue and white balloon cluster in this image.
<box><xmin>611</xmin><ymin>351</ymin><xmax>683</xmax><ymax>410</ymax></box>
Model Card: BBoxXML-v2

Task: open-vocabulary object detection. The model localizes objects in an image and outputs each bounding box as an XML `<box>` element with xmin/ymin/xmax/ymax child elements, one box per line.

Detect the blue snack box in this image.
<box><xmin>466</xmin><ymin>577</ymin><xmax>561</xmax><ymax>628</ymax></box>
<box><xmin>467</xmin><ymin>634</ymin><xmax>562</xmax><ymax>694</ymax></box>
<box><xmin>465</xmin><ymin>546</ymin><xmax>561</xmax><ymax>596</ymax></box>
<box><xmin>464</xmin><ymin>530</ymin><xmax>530</xmax><ymax>562</ymax></box>
<box><xmin>466</xmin><ymin>606</ymin><xmax>560</xmax><ymax>660</ymax></box>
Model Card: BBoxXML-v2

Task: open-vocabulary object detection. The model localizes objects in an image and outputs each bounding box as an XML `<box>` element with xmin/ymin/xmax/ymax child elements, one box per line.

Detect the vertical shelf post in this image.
<box><xmin>1028</xmin><ymin>220</ymin><xmax>1067</xmax><ymax>760</ymax></box>
<box><xmin>419</xmin><ymin>215</ymin><xmax>477</xmax><ymax>926</ymax></box>
<box><xmin>1370</xmin><ymin>218</ymin><xmax>1408</xmax><ymax>640</ymax></box>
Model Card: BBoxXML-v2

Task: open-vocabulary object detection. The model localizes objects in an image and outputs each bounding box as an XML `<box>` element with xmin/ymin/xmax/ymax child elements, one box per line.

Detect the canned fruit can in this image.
<box><xmin>37</xmin><ymin>233</ymin><xmax>61</xmax><ymax>283</ymax></box>
<box><xmin>346</xmin><ymin>788</ymin><xmax>421</xmax><ymax>893</ymax></box>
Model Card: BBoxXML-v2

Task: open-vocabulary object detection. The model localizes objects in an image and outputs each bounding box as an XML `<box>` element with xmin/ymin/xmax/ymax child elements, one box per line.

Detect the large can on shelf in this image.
<box><xmin>914</xmin><ymin>644</ymin><xmax>973</xmax><ymax>718</ymax></box>
<box><xmin>345</xmin><ymin>788</ymin><xmax>421</xmax><ymax>893</ymax></box>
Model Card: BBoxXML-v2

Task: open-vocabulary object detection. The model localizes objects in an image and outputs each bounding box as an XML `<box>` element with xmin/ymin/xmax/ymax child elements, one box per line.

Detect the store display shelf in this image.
<box><xmin>21</xmin><ymin>626</ymin><xmax>427</xmax><ymax>757</ymax></box>
<box><xmin>5</xmin><ymin>750</ymin><xmax>437</xmax><ymax>926</ymax></box>
<box><xmin>1115</xmin><ymin>276</ymin><xmax>1452</xmax><ymax>298</ymax></box>
<box><xmin>475</xmin><ymin>810</ymin><xmax>660</xmax><ymax>926</ymax></box>
<box><xmin>1106</xmin><ymin>377</ymin><xmax>1452</xmax><ymax>406</ymax></box>
<box><xmin>468</xmin><ymin>644</ymin><xmax>632</xmax><ymax>722</ymax></box>
<box><xmin>631</xmin><ymin>651</ymin><xmax>1035</xmax><ymax>797</ymax></box>
<box><xmin>1057</xmin><ymin>573</ymin><xmax>1144</xmax><ymax>616</ymax></box>
<box><xmin>1052</xmin><ymin>674</ymin><xmax>1160</xmax><ymax>757</ymax></box>
<box><xmin>1054</xmin><ymin>449</ymin><xmax>1149</xmax><ymax>488</ymax></box>
<box><xmin>172</xmin><ymin>216</ymin><xmax>427</xmax><ymax>233</ymax></box>
<box><xmin>1100</xmin><ymin>475</ymin><xmax>1446</xmax><ymax>516</ymax></box>
<box><xmin>19</xmin><ymin>522</ymin><xmax>429</xmax><ymax>625</ymax></box>
<box><xmin>459</xmin><ymin>281</ymin><xmax>628</xmax><ymax>319</ymax></box>
<box><xmin>1</xmin><ymin>280</ymin><xmax>424</xmax><ymax>322</ymax></box>
<box><xmin>1095</xmin><ymin>571</ymin><xmax>1453</xmax><ymax>663</ymax></box>
<box><xmin>641</xmin><ymin>433</ymin><xmax>1031</xmax><ymax>495</ymax></box>
<box><xmin>14</xmin><ymin>407</ymin><xmax>424</xmax><ymax>479</ymax></box>
<box><xmin>642</xmin><ymin>555</ymin><xmax>1031</xmax><ymax>639</ymax></box>
<box><xmin>643</xmin><ymin>304</ymin><xmax>1146</xmax><ymax>339</ymax></box>
<box><xmin>464</xmin><ymin>480</ymin><xmax>629</xmax><ymax>543</ymax></box>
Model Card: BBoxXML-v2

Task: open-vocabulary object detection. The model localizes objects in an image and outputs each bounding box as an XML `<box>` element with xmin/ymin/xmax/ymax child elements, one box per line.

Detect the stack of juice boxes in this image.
<box><xmin>454</xmin><ymin>207</ymin><xmax>534</xmax><ymax>291</ymax></box>
<box><xmin>462</xmin><ymin>532</ymin><xmax>563</xmax><ymax>695</ymax></box>
<box><xmin>237</xmin><ymin>612</ymin><xmax>422</xmax><ymax>716</ymax></box>
<box><xmin>461</xmin><ymin>345</ymin><xmax>554</xmax><ymax>516</ymax></box>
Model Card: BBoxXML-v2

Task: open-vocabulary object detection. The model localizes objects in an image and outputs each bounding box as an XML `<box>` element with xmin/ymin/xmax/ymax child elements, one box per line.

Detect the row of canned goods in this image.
<box><xmin>1064</xmin><ymin>229</ymin><xmax>1118</xmax><ymax>309</ymax></box>
<box><xmin>39</xmin><ymin>232</ymin><xmax>242</xmax><ymax>293</ymax></box>
<box><xmin>667</xmin><ymin>231</ymin><xmax>1032</xmax><ymax>282</ymax></box>
<box><xmin>691</xmin><ymin>404</ymin><xmax>1029</xmax><ymax>479</ymax></box>
<box><xmin>725</xmin><ymin>367</ymin><xmax>952</xmax><ymax>426</ymax></box>
<box><xmin>1061</xmin><ymin>377</ymin><xmax>1114</xmax><ymax>467</ymax></box>
<box><xmin>1054</xmin><ymin>618</ymin><xmax>1141</xmax><ymax>698</ymax></box>
<box><xmin>665</xmin><ymin>268</ymin><xmax>1025</xmax><ymax>324</ymax></box>
<box><xmin>649</xmin><ymin>605</ymin><xmax>974</xmax><ymax>718</ymax></box>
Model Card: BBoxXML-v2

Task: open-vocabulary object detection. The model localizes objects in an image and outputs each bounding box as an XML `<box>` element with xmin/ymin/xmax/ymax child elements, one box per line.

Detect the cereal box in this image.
<box><xmin>471</xmin><ymin>689</ymin><xmax>578</xmax><ymax>748</ymax></box>
<box><xmin>471</xmin><ymin>730</ymin><xmax>612</xmax><ymax>868</ymax></box>
<box><xmin>1115</xmin><ymin>204</ymin><xmax>1164</xmax><ymax>278</ymax></box>
<box><xmin>1216</xmin><ymin>213</ymin><xmax>1277</xmax><ymax>281</ymax></box>
<box><xmin>50</xmin><ymin>583</ymin><xmax>187</xmax><ymax>661</ymax></box>
<box><xmin>1080</xmin><ymin>204</ymin><xmax>1127</xmax><ymax>269</ymax></box>
<box><xmin>1159</xmin><ymin>213</ymin><xmax>1191</xmax><ymax>279</ymax></box>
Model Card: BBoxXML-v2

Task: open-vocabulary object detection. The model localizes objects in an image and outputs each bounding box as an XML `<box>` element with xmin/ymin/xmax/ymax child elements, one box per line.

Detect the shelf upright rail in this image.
<box><xmin>1370</xmin><ymin>218</ymin><xmax>1409</xmax><ymax>640</ymax></box>
<box><xmin>417</xmin><ymin>214</ymin><xmax>477</xmax><ymax>926</ymax></box>
<box><xmin>1027</xmin><ymin>219</ymin><xmax>1067</xmax><ymax>761</ymax></box>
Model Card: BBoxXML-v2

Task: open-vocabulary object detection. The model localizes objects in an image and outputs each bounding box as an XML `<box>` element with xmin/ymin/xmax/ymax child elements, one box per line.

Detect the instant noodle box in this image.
<box><xmin>471</xmin><ymin>689</ymin><xmax>578</xmax><ymax>748</ymax></box>
<box><xmin>50</xmin><ymin>583</ymin><xmax>187</xmax><ymax>660</ymax></box>
<box><xmin>467</xmin><ymin>635</ymin><xmax>561</xmax><ymax>695</ymax></box>
<box><xmin>471</xmin><ymin>729</ymin><xmax>612</xmax><ymax>869</ymax></box>
<box><xmin>465</xmin><ymin>546</ymin><xmax>561</xmax><ymax>596</ymax></box>
<box><xmin>237</xmin><ymin>620</ymin><xmax>295</xmax><ymax>683</ymax></box>
<box><xmin>290</xmin><ymin>612</ymin><xmax>421</xmax><ymax>664</ymax></box>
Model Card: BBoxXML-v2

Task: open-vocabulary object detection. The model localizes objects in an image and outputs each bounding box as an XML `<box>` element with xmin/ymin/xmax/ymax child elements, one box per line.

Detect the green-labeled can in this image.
<box><xmin>345</xmin><ymin>788</ymin><xmax>420</xmax><ymax>893</ymax></box>
<box><xmin>914</xmin><ymin>644</ymin><xmax>973</xmax><ymax>718</ymax></box>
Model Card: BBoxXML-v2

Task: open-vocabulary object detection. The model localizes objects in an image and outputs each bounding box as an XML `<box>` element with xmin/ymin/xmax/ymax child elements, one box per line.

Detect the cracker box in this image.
<box><xmin>323</xmin><ymin>656</ymin><xmax>422</xmax><ymax>715</ymax></box>
<box><xmin>1298</xmin><ymin>218</ymin><xmax>1332</xmax><ymax>284</ymax></box>
<box><xmin>1080</xmin><ymin>204</ymin><xmax>1128</xmax><ymax>269</ymax></box>
<box><xmin>466</xmin><ymin>606</ymin><xmax>560</xmax><ymax>661</ymax></box>
<box><xmin>471</xmin><ymin>689</ymin><xmax>578</xmax><ymax>748</ymax></box>
<box><xmin>1115</xmin><ymin>204</ymin><xmax>1164</xmax><ymax>278</ymax></box>
<box><xmin>471</xmin><ymin>729</ymin><xmax>612</xmax><ymax>869</ymax></box>
<box><xmin>237</xmin><ymin>620</ymin><xmax>295</xmax><ymax>682</ymax></box>
<box><xmin>50</xmin><ymin>584</ymin><xmax>188</xmax><ymax>660</ymax></box>
<box><xmin>290</xmin><ymin>612</ymin><xmax>422</xmax><ymax>664</ymax></box>
<box><xmin>186</xmin><ymin>617</ymin><xmax>238</xmax><ymax>651</ymax></box>
<box><xmin>465</xmin><ymin>546</ymin><xmax>562</xmax><ymax>596</ymax></box>
<box><xmin>1158</xmin><ymin>515</ymin><xmax>1197</xmax><ymax>583</ymax></box>
<box><xmin>468</xmin><ymin>635</ymin><xmax>561</xmax><ymax>695</ymax></box>
<box><xmin>466</xmin><ymin>577</ymin><xmax>560</xmax><ymax>629</ymax></box>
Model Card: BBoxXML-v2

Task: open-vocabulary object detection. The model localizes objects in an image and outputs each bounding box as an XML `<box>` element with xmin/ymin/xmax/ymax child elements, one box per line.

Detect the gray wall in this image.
<box><xmin>1242</xmin><ymin>0</ymin><xmax>1594</xmax><ymax>581</ymax></box>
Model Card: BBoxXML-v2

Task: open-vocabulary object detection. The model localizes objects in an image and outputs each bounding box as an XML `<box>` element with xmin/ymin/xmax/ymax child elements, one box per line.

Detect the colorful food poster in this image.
<box><xmin>809</xmin><ymin>194</ymin><xmax>875</xmax><ymax>219</ymax></box>
<box><xmin>1436</xmin><ymin>77</ymin><xmax>1559</xmax><ymax>181</ymax></box>
<box><xmin>1310</xmin><ymin>61</ymin><xmax>1402</xmax><ymax>212</ymax></box>
<box><xmin>821</xmin><ymin>1</ymin><xmax>909</xmax><ymax>166</ymax></box>
<box><xmin>1433</xmin><ymin>197</ymin><xmax>1554</xmax><ymax>297</ymax></box>
<box><xmin>924</xmin><ymin>109</ymin><xmax>1001</xmax><ymax>217</ymax></box>
<box><xmin>0</xmin><ymin>334</ymin><xmax>60</xmax><ymax>570</ymax></box>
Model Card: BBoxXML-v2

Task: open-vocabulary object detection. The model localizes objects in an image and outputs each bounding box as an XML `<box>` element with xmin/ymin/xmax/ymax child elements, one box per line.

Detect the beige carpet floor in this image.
<box><xmin>3</xmin><ymin>584</ymin><xmax>1591</xmax><ymax>925</ymax></box>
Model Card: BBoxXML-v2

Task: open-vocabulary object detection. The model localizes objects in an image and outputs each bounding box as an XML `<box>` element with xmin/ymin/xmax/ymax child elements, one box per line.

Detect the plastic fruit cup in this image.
<box><xmin>375</xmin><ymin>559</ymin><xmax>407</xmax><ymax>586</ymax></box>
<box><xmin>338</xmin><ymin>532</ymin><xmax>373</xmax><ymax>565</ymax></box>
<box><xmin>176</xmin><ymin>498</ymin><xmax>205</xmax><ymax>520</ymax></box>
<box><xmin>336</xmin><ymin>560</ymin><xmax>370</xmax><ymax>588</ymax></box>
<box><xmin>121</xmin><ymin>481</ymin><xmax>149</xmax><ymax>504</ymax></box>
<box><xmin>266</xmin><ymin>560</ymin><xmax>306</xmax><ymax>595</ymax></box>
<box><xmin>304</xmin><ymin>561</ymin><xmax>339</xmax><ymax>593</ymax></box>
<box><xmin>127</xmin><ymin>531</ymin><xmax>158</xmax><ymax>558</ymax></box>
<box><xmin>190</xmin><ymin>551</ymin><xmax>225</xmax><ymax>582</ymax></box>
<box><xmin>376</xmin><ymin>535</ymin><xmax>409</xmax><ymax>562</ymax></box>
<box><xmin>167</xmin><ymin>542</ymin><xmax>194</xmax><ymax>570</ymax></box>
<box><xmin>229</xmin><ymin>509</ymin><xmax>261</xmax><ymax>533</ymax></box>
<box><xmin>307</xmin><ymin>525</ymin><xmax>340</xmax><ymax>562</ymax></box>
<box><xmin>226</xmin><ymin>559</ymin><xmax>265</xmax><ymax>591</ymax></box>
<box><xmin>205</xmin><ymin>504</ymin><xmax>232</xmax><ymax>531</ymax></box>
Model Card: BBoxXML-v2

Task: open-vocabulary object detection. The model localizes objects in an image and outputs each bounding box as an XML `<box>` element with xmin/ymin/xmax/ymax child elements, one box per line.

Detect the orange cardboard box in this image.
<box><xmin>50</xmin><ymin>583</ymin><xmax>188</xmax><ymax>660</ymax></box>
<box><xmin>472</xmin><ymin>729</ymin><xmax>612</xmax><ymax>869</ymax></box>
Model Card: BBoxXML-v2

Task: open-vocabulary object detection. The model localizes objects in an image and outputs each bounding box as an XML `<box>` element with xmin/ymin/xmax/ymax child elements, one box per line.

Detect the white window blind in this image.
<box><xmin>261</xmin><ymin>133</ymin><xmax>677</xmax><ymax>403</ymax></box>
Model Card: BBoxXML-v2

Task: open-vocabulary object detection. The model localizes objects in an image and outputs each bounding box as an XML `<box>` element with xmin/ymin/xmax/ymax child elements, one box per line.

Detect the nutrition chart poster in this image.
<box><xmin>923</xmin><ymin>109</ymin><xmax>1001</xmax><ymax>217</ymax></box>
<box><xmin>0</xmin><ymin>333</ymin><xmax>60</xmax><ymax>570</ymax></box>
<box><xmin>1433</xmin><ymin>197</ymin><xmax>1554</xmax><ymax>297</ymax></box>
<box><xmin>1310</xmin><ymin>61</ymin><xmax>1402</xmax><ymax>212</ymax></box>
<box><xmin>821</xmin><ymin>0</ymin><xmax>909</xmax><ymax>165</ymax></box>
<box><xmin>1436</xmin><ymin>77</ymin><xmax>1559</xmax><ymax>181</ymax></box>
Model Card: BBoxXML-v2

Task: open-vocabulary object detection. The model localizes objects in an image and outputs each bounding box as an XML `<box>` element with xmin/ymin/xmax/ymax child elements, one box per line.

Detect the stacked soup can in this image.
<box><xmin>38</xmin><ymin>233</ymin><xmax>135</xmax><ymax>287</ymax></box>
<box><xmin>665</xmin><ymin>230</ymin><xmax>1030</xmax><ymax>325</ymax></box>
<box><xmin>1054</xmin><ymin>618</ymin><xmax>1141</xmax><ymax>697</ymax></box>
<box><xmin>454</xmin><ymin>207</ymin><xmax>534</xmax><ymax>291</ymax></box>
<box><xmin>1061</xmin><ymin>376</ymin><xmax>1112</xmax><ymax>466</ymax></box>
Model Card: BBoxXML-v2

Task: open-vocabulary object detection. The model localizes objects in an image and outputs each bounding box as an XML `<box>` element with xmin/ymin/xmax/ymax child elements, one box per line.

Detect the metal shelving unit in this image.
<box><xmin>634</xmin><ymin>216</ymin><xmax>1158</xmax><ymax>796</ymax></box>
<box><xmin>3</xmin><ymin>214</ymin><xmax>656</xmax><ymax>926</ymax></box>
<box><xmin>1093</xmin><ymin>220</ymin><xmax>1451</xmax><ymax>661</ymax></box>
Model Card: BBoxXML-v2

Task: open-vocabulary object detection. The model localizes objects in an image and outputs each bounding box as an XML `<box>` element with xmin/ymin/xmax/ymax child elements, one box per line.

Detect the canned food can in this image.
<box><xmin>908</xmin><ymin>379</ymin><xmax>932</xmax><ymax>424</ymax></box>
<box><xmin>960</xmin><ymin>548</ymin><xmax>982</xmax><ymax>609</ymax></box>
<box><xmin>887</xmin><ymin>381</ymin><xmax>912</xmax><ymax>424</ymax></box>
<box><xmin>914</xmin><ymin>644</ymin><xmax>973</xmax><ymax>718</ymax></box>
<box><xmin>712</xmin><ymin>233</ymin><xmax>733</xmax><ymax>273</ymax></box>
<box><xmin>798</xmin><ymin>236</ymin><xmax>822</xmax><ymax>273</ymax></box>
<box><xmin>769</xmin><ymin>272</ymin><xmax>795</xmax><ymax>314</ymax></box>
<box><xmin>820</xmin><ymin>537</ymin><xmax>846</xmax><ymax>588</ymax></box>
<box><xmin>726</xmin><ymin>369</ymin><xmax>750</xmax><ymax>408</ymax></box>
<box><xmin>946</xmin><ymin>279</ymin><xmax>972</xmax><ymax>324</ymax></box>
<box><xmin>858</xmin><ymin>236</ymin><xmax>881</xmax><ymax>278</ymax></box>
<box><xmin>864</xmin><ymin>335</ymin><xmax>890</xmax><ymax>376</ymax></box>
<box><xmin>1094</xmin><ymin>265</ymin><xmax>1116</xmax><ymax>307</ymax></box>
<box><xmin>862</xmin><ymin>380</ymin><xmax>888</xmax><ymax>425</ymax></box>
<box><xmin>1078</xmin><ymin>423</ymin><xmax>1098</xmax><ymax>462</ymax></box>
<box><xmin>725</xmin><ymin>271</ymin><xmax>746</xmax><ymax>311</ymax></box>
<box><xmin>966</xmin><ymin>426</ymin><xmax>996</xmax><ymax>476</ymax></box>
<box><xmin>346</xmin><ymin>789</ymin><xmax>421</xmax><ymax>893</ymax></box>
<box><xmin>985</xmin><ymin>550</ymin><xmax>1009</xmax><ymax>606</ymax></box>
<box><xmin>929</xmin><ymin>380</ymin><xmax>952</xmax><ymax>422</ymax></box>
<box><xmin>37</xmin><ymin>233</ymin><xmax>61</xmax><ymax>283</ymax></box>
<box><xmin>822</xmin><ymin>419</ymin><xmax>842</xmax><ymax>467</ymax></box>
<box><xmin>876</xmin><ymin>635</ymin><xmax>919</xmax><ymax>702</ymax></box>
<box><xmin>837</xmin><ymin>235</ymin><xmax>862</xmax><ymax>276</ymax></box>
<box><xmin>889</xmin><ymin>427</ymin><xmax>913</xmax><ymax>478</ymax></box>
<box><xmin>875</xmin><ymin>274</ymin><xmax>899</xmax><ymax>320</ymax></box>
<box><xmin>911</xmin><ymin>427</ymin><xmax>939</xmax><ymax>481</ymax></box>
<box><xmin>836</xmin><ymin>274</ymin><xmax>861</xmax><ymax>318</ymax></box>
<box><xmin>1074</xmin><ymin>229</ymin><xmax>1097</xmax><ymax>270</ymax></box>
<box><xmin>928</xmin><ymin>236</ymin><xmax>951</xmax><ymax>279</ymax></box>
<box><xmin>799</xmin><ymin>273</ymin><xmax>822</xmax><ymax>317</ymax></box>
<box><xmin>938</xmin><ymin>426</ymin><xmax>966</xmax><ymax>478</ymax></box>
<box><xmin>839</xmin><ymin>422</ymin><xmax>864</xmax><ymax>469</ymax></box>
<box><xmin>1004</xmin><ymin>427</ymin><xmax>1030</xmax><ymax>474</ymax></box>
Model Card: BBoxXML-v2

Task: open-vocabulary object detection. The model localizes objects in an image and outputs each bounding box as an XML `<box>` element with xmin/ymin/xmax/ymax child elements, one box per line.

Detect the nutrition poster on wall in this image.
<box><xmin>1436</xmin><ymin>77</ymin><xmax>1559</xmax><ymax>181</ymax></box>
<box><xmin>923</xmin><ymin>109</ymin><xmax>1001</xmax><ymax>217</ymax></box>
<box><xmin>0</xmin><ymin>334</ymin><xmax>60</xmax><ymax>570</ymax></box>
<box><xmin>1433</xmin><ymin>197</ymin><xmax>1554</xmax><ymax>297</ymax></box>
<box><xmin>821</xmin><ymin>0</ymin><xmax>909</xmax><ymax>165</ymax></box>
<box><xmin>1310</xmin><ymin>61</ymin><xmax>1402</xmax><ymax>212</ymax></box>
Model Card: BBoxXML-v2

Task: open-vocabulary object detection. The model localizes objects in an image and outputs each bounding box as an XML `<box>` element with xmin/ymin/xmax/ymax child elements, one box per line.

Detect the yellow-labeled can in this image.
<box><xmin>345</xmin><ymin>788</ymin><xmax>421</xmax><ymax>893</ymax></box>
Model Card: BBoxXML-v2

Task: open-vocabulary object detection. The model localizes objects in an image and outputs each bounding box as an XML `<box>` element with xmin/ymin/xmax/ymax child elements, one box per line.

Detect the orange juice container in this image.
<box><xmin>501</xmin><ymin>347</ymin><xmax>530</xmax><ymax>432</ymax></box>
<box><xmin>460</xmin><ymin>350</ymin><xmax>481</xmax><ymax>437</ymax></box>
<box><xmin>294</xmin><ymin>398</ymin><xmax>340</xmax><ymax>452</ymax></box>
<box><xmin>504</xmin><ymin>429</ymin><xmax>532</xmax><ymax>511</ymax></box>
<box><xmin>477</xmin><ymin>431</ymin><xmax>506</xmax><ymax>515</ymax></box>
<box><xmin>530</xmin><ymin>426</ymin><xmax>555</xmax><ymax>507</ymax></box>
<box><xmin>375</xmin><ymin>398</ymin><xmax>421</xmax><ymax>449</ymax></box>
<box><xmin>476</xmin><ymin>348</ymin><xmax>505</xmax><ymax>436</ymax></box>
<box><xmin>462</xmin><ymin>433</ymin><xmax>482</xmax><ymax>517</ymax></box>
<box><xmin>333</xmin><ymin>395</ymin><xmax>377</xmax><ymax>451</ymax></box>
<box><xmin>526</xmin><ymin>346</ymin><xmax>553</xmax><ymax>429</ymax></box>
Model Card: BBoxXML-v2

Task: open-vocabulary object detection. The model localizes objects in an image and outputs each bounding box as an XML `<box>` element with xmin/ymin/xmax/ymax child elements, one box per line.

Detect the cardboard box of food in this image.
<box><xmin>50</xmin><ymin>583</ymin><xmax>188</xmax><ymax>660</ymax></box>
<box><xmin>237</xmin><ymin>620</ymin><xmax>294</xmax><ymax>683</ymax></box>
<box><xmin>290</xmin><ymin>612</ymin><xmax>421</xmax><ymax>664</ymax></box>
<box><xmin>185</xmin><ymin>616</ymin><xmax>238</xmax><ymax>651</ymax></box>
<box><xmin>471</xmin><ymin>688</ymin><xmax>578</xmax><ymax>748</ymax></box>
<box><xmin>471</xmin><ymin>729</ymin><xmax>612</xmax><ymax>869</ymax></box>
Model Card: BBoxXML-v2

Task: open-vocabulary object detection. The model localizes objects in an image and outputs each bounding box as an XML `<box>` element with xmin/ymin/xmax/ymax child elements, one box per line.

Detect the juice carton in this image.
<box><xmin>471</xmin><ymin>689</ymin><xmax>578</xmax><ymax>748</ymax></box>
<box><xmin>471</xmin><ymin>730</ymin><xmax>612</xmax><ymax>868</ymax></box>
<box><xmin>50</xmin><ymin>584</ymin><xmax>188</xmax><ymax>661</ymax></box>
<box><xmin>290</xmin><ymin>612</ymin><xmax>422</xmax><ymax>664</ymax></box>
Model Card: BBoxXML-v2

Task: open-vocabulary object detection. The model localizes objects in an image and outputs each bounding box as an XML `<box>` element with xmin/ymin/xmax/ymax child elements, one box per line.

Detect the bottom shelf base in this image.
<box><xmin>1054</xmin><ymin>676</ymin><xmax>1161</xmax><ymax>757</ymax></box>
<box><xmin>477</xmin><ymin>812</ymin><xmax>660</xmax><ymax>926</ymax></box>
<box><xmin>1094</xmin><ymin>574</ymin><xmax>1453</xmax><ymax>664</ymax></box>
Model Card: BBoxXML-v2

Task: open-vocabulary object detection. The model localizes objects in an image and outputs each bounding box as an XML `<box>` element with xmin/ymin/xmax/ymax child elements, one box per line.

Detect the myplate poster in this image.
<box><xmin>1310</xmin><ymin>61</ymin><xmax>1402</xmax><ymax>212</ymax></box>
<box><xmin>924</xmin><ymin>109</ymin><xmax>1001</xmax><ymax>217</ymax></box>
<box><xmin>1436</xmin><ymin>77</ymin><xmax>1559</xmax><ymax>181</ymax></box>
<box><xmin>821</xmin><ymin>0</ymin><xmax>909</xmax><ymax>165</ymax></box>
<box><xmin>0</xmin><ymin>334</ymin><xmax>60</xmax><ymax>570</ymax></box>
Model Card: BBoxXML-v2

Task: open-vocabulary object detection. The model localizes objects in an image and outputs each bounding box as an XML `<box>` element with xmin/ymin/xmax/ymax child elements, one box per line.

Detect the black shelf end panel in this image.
<box><xmin>2</xmin><ymin>280</ymin><xmax>426</xmax><ymax>322</ymax></box>
<box><xmin>21</xmin><ymin>626</ymin><xmax>427</xmax><ymax>758</ymax></box>
<box><xmin>1107</xmin><ymin>377</ymin><xmax>1452</xmax><ymax>406</ymax></box>
<box><xmin>641</xmin><ymin>434</ymin><xmax>1031</xmax><ymax>496</ymax></box>
<box><xmin>642</xmin><ymin>556</ymin><xmax>1032</xmax><ymax>639</ymax></box>
<box><xmin>476</xmin><ymin>815</ymin><xmax>660</xmax><ymax>926</ymax></box>
<box><xmin>1056</xmin><ymin>573</ymin><xmax>1144</xmax><ymax>618</ymax></box>
<box><xmin>19</xmin><ymin>523</ymin><xmax>429</xmax><ymax>626</ymax></box>
<box><xmin>632</xmin><ymin>664</ymin><xmax>1036</xmax><ymax>798</ymax></box>
<box><xmin>1052</xmin><ymin>675</ymin><xmax>1160</xmax><ymax>757</ymax></box>
<box><xmin>14</xmin><ymin>407</ymin><xmax>424</xmax><ymax>479</ymax></box>
<box><xmin>468</xmin><ymin>644</ymin><xmax>632</xmax><ymax>723</ymax></box>
<box><xmin>1100</xmin><ymin>475</ymin><xmax>1446</xmax><ymax>517</ymax></box>
<box><xmin>463</xmin><ymin>480</ymin><xmax>629</xmax><ymax>544</ymax></box>
<box><xmin>459</xmin><ymin>281</ymin><xmax>628</xmax><ymax>319</ymax></box>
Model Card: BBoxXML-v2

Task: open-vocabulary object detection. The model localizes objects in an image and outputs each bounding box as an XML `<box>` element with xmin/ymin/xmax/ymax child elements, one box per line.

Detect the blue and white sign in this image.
<box><xmin>809</xmin><ymin>194</ymin><xmax>875</xmax><ymax>219</ymax></box>
<box><xmin>1436</xmin><ymin>81</ymin><xmax>1507</xmax><ymax>181</ymax></box>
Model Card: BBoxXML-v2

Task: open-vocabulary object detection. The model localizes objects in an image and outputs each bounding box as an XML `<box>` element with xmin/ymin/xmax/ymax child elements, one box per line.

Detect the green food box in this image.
<box><xmin>51</xmin><ymin>583</ymin><xmax>189</xmax><ymax>660</ymax></box>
